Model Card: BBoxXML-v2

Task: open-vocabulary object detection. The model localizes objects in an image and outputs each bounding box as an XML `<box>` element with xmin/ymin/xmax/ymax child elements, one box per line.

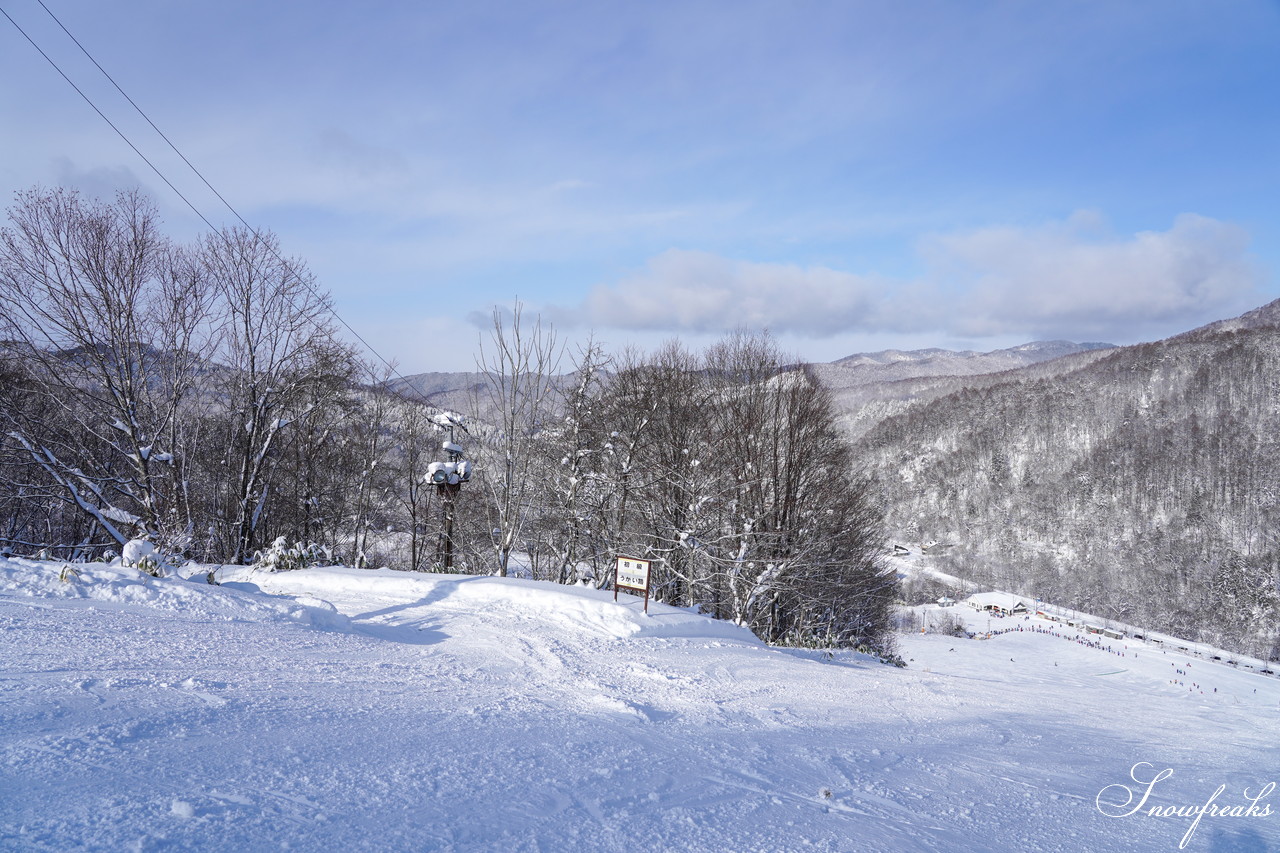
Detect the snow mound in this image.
<box><xmin>120</xmin><ymin>538</ymin><xmax>156</xmax><ymax>568</ymax></box>
<box><xmin>0</xmin><ymin>557</ymin><xmax>350</xmax><ymax>631</ymax></box>
<box><xmin>223</xmin><ymin>566</ymin><xmax>761</xmax><ymax>643</ymax></box>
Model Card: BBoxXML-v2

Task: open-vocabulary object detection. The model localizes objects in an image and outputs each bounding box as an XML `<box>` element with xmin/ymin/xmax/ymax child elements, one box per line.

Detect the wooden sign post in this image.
<box><xmin>614</xmin><ymin>556</ymin><xmax>652</xmax><ymax>614</ymax></box>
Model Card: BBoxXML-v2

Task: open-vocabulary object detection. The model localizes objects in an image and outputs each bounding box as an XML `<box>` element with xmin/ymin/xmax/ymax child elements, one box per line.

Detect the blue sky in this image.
<box><xmin>2</xmin><ymin>0</ymin><xmax>1278</xmax><ymax>372</ymax></box>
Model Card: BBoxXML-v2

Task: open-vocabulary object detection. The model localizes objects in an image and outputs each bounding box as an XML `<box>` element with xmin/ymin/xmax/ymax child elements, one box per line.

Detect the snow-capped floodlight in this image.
<box><xmin>426</xmin><ymin>427</ymin><xmax>472</xmax><ymax>571</ymax></box>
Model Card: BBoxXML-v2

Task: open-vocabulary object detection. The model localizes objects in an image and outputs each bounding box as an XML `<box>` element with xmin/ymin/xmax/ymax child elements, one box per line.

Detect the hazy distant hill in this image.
<box><xmin>384</xmin><ymin>371</ymin><xmax>490</xmax><ymax>413</ymax></box>
<box><xmin>850</xmin><ymin>298</ymin><xmax>1280</xmax><ymax>660</ymax></box>
<box><xmin>814</xmin><ymin>341</ymin><xmax>1116</xmax><ymax>440</ymax></box>
<box><xmin>830</xmin><ymin>340</ymin><xmax>1113</xmax><ymax>379</ymax></box>
<box><xmin>384</xmin><ymin>369</ymin><xmax>583</xmax><ymax>422</ymax></box>
<box><xmin>391</xmin><ymin>341</ymin><xmax>1117</xmax><ymax>434</ymax></box>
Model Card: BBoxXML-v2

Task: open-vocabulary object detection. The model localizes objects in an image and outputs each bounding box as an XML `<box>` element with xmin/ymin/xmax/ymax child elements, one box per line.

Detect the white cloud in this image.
<box><xmin>926</xmin><ymin>212</ymin><xmax>1262</xmax><ymax>339</ymax></box>
<box><xmin>567</xmin><ymin>250</ymin><xmax>890</xmax><ymax>336</ymax></box>
<box><xmin>564</xmin><ymin>213</ymin><xmax>1262</xmax><ymax>343</ymax></box>
<box><xmin>50</xmin><ymin>158</ymin><xmax>148</xmax><ymax>200</ymax></box>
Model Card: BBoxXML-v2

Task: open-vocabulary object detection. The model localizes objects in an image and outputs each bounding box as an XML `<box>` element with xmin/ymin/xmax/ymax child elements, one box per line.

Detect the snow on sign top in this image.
<box><xmin>615</xmin><ymin>557</ymin><xmax>651</xmax><ymax>592</ymax></box>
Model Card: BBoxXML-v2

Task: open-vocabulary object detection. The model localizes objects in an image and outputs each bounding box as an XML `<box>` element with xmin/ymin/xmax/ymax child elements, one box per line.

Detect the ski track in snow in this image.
<box><xmin>1</xmin><ymin>560</ymin><xmax>1278</xmax><ymax>852</ymax></box>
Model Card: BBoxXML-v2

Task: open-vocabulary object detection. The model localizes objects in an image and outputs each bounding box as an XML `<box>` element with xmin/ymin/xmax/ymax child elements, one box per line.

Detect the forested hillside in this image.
<box><xmin>812</xmin><ymin>342</ymin><xmax>1116</xmax><ymax>441</ymax></box>
<box><xmin>855</xmin><ymin>300</ymin><xmax>1280</xmax><ymax>660</ymax></box>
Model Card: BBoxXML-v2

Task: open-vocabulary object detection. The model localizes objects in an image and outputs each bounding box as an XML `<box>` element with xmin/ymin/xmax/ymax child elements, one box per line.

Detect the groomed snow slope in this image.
<box><xmin>2</xmin><ymin>560</ymin><xmax>1277</xmax><ymax>852</ymax></box>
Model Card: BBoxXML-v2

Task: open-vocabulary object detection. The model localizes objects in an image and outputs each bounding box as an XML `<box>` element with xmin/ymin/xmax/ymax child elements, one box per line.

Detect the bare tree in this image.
<box><xmin>544</xmin><ymin>339</ymin><xmax>610</xmax><ymax>584</ymax></box>
<box><xmin>625</xmin><ymin>340</ymin><xmax>721</xmax><ymax>605</ymax></box>
<box><xmin>200</xmin><ymin>226</ymin><xmax>346</xmax><ymax>563</ymax></box>
<box><xmin>391</xmin><ymin>398</ymin><xmax>438</xmax><ymax>571</ymax></box>
<box><xmin>471</xmin><ymin>303</ymin><xmax>562</xmax><ymax>576</ymax></box>
<box><xmin>347</xmin><ymin>362</ymin><xmax>397</xmax><ymax>566</ymax></box>
<box><xmin>0</xmin><ymin>187</ymin><xmax>215</xmax><ymax>551</ymax></box>
<box><xmin>274</xmin><ymin>345</ymin><xmax>362</xmax><ymax>553</ymax></box>
<box><xmin>577</xmin><ymin>331</ymin><xmax>894</xmax><ymax>649</ymax></box>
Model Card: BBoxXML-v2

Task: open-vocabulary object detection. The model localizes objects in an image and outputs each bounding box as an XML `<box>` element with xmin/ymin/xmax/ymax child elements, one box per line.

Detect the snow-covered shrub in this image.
<box><xmin>251</xmin><ymin>538</ymin><xmax>331</xmax><ymax>572</ymax></box>
<box><xmin>253</xmin><ymin>538</ymin><xmax>301</xmax><ymax>572</ymax></box>
<box><xmin>121</xmin><ymin>539</ymin><xmax>166</xmax><ymax>577</ymax></box>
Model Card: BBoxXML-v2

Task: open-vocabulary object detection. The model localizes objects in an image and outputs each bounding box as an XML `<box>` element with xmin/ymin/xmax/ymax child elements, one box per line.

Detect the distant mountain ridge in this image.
<box><xmin>815</xmin><ymin>341</ymin><xmax>1117</xmax><ymax>441</ymax></box>
<box><xmin>833</xmin><ymin>340</ymin><xmax>1113</xmax><ymax>374</ymax></box>
<box><xmin>385</xmin><ymin>370</ymin><xmax>490</xmax><ymax>412</ymax></box>
<box><xmin>391</xmin><ymin>340</ymin><xmax>1116</xmax><ymax>416</ymax></box>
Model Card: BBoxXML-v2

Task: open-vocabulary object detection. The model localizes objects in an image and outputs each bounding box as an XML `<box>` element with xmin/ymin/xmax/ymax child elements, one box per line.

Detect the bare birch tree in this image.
<box><xmin>472</xmin><ymin>303</ymin><xmax>561</xmax><ymax>576</ymax></box>
<box><xmin>544</xmin><ymin>339</ymin><xmax>610</xmax><ymax>583</ymax></box>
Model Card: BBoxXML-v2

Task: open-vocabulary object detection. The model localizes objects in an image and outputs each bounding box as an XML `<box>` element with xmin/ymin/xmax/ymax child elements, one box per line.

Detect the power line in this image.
<box><xmin>0</xmin><ymin>4</ymin><xmax>219</xmax><ymax>234</ymax></box>
<box><xmin>34</xmin><ymin>0</ymin><xmax>245</xmax><ymax>235</ymax></box>
<box><xmin>1</xmin><ymin>2</ymin><xmax>432</xmax><ymax>404</ymax></box>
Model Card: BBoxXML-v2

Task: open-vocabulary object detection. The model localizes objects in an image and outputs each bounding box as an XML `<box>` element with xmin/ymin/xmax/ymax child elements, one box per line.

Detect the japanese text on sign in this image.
<box><xmin>616</xmin><ymin>556</ymin><xmax>651</xmax><ymax>591</ymax></box>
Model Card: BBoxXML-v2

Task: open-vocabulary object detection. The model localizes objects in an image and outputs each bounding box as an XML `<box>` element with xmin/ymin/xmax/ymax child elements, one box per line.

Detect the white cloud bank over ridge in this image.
<box><xmin>564</xmin><ymin>213</ymin><xmax>1262</xmax><ymax>343</ymax></box>
<box><xmin>578</xmin><ymin>250</ymin><xmax>890</xmax><ymax>335</ymax></box>
<box><xmin>933</xmin><ymin>212</ymin><xmax>1260</xmax><ymax>337</ymax></box>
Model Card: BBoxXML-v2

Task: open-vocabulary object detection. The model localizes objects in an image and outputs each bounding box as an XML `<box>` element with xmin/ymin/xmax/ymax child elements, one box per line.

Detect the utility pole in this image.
<box><xmin>439</xmin><ymin>480</ymin><xmax>459</xmax><ymax>571</ymax></box>
<box><xmin>427</xmin><ymin>413</ymin><xmax>472</xmax><ymax>572</ymax></box>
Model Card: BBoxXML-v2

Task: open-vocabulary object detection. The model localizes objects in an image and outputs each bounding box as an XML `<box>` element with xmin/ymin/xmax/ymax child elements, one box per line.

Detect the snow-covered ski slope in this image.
<box><xmin>2</xmin><ymin>559</ymin><xmax>1277</xmax><ymax>852</ymax></box>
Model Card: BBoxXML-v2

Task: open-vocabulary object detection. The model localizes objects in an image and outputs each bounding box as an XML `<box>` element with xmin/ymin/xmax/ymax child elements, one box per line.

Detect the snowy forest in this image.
<box><xmin>855</xmin><ymin>303</ymin><xmax>1280</xmax><ymax>661</ymax></box>
<box><xmin>0</xmin><ymin>187</ymin><xmax>895</xmax><ymax>651</ymax></box>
